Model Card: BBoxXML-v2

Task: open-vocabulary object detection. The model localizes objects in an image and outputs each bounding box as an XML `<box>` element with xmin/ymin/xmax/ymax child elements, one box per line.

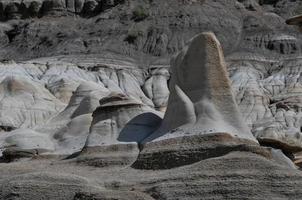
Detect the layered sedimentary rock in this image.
<box><xmin>0</xmin><ymin>172</ymin><xmax>154</xmax><ymax>200</ymax></box>
<box><xmin>143</xmin><ymin>67</ymin><xmax>170</xmax><ymax>111</ymax></box>
<box><xmin>134</xmin><ymin>32</ymin><xmax>259</xmax><ymax>169</ymax></box>
<box><xmin>146</xmin><ymin>32</ymin><xmax>256</xmax><ymax>142</ymax></box>
<box><xmin>0</xmin><ymin>0</ymin><xmax>300</xmax><ymax>155</ymax></box>
<box><xmin>0</xmin><ymin>62</ymin><xmax>65</xmax><ymax>129</ymax></box>
<box><xmin>76</xmin><ymin>93</ymin><xmax>162</xmax><ymax>167</ymax></box>
<box><xmin>0</xmin><ymin>0</ymin><xmax>302</xmax><ymax>199</ymax></box>
<box><xmin>0</xmin><ymin>54</ymin><xmax>161</xmax><ymax>158</ymax></box>
<box><xmin>0</xmin><ymin>32</ymin><xmax>302</xmax><ymax>199</ymax></box>
<box><xmin>46</xmin><ymin>81</ymin><xmax>110</xmax><ymax>155</ymax></box>
<box><xmin>228</xmin><ymin>54</ymin><xmax>302</xmax><ymax>155</ymax></box>
<box><xmin>1</xmin><ymin>151</ymin><xmax>302</xmax><ymax>200</ymax></box>
<box><xmin>0</xmin><ymin>0</ymin><xmax>125</xmax><ymax>20</ymax></box>
<box><xmin>0</xmin><ymin>128</ymin><xmax>55</xmax><ymax>161</ymax></box>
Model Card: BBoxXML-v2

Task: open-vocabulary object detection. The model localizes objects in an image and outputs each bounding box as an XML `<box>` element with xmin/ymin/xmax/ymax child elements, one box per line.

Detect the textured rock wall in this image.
<box><xmin>0</xmin><ymin>0</ymin><xmax>125</xmax><ymax>20</ymax></box>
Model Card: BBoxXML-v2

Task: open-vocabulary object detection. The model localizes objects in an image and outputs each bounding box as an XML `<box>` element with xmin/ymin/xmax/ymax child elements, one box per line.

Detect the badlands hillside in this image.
<box><xmin>0</xmin><ymin>0</ymin><xmax>302</xmax><ymax>199</ymax></box>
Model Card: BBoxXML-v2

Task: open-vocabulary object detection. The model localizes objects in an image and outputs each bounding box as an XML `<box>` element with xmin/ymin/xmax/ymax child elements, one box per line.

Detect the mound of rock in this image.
<box><xmin>0</xmin><ymin>172</ymin><xmax>152</xmax><ymax>200</ymax></box>
<box><xmin>0</xmin><ymin>128</ymin><xmax>54</xmax><ymax>161</ymax></box>
<box><xmin>39</xmin><ymin>81</ymin><xmax>110</xmax><ymax>155</ymax></box>
<box><xmin>0</xmin><ymin>74</ymin><xmax>65</xmax><ymax>129</ymax></box>
<box><xmin>134</xmin><ymin>32</ymin><xmax>259</xmax><ymax>169</ymax></box>
<box><xmin>75</xmin><ymin>92</ymin><xmax>162</xmax><ymax>167</ymax></box>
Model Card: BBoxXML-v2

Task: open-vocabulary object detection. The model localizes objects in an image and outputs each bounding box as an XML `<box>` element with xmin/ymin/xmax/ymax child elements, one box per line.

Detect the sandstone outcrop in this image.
<box><xmin>76</xmin><ymin>92</ymin><xmax>162</xmax><ymax>167</ymax></box>
<box><xmin>37</xmin><ymin>81</ymin><xmax>110</xmax><ymax>155</ymax></box>
<box><xmin>134</xmin><ymin>32</ymin><xmax>260</xmax><ymax>169</ymax></box>
<box><xmin>0</xmin><ymin>0</ymin><xmax>300</xmax><ymax>155</ymax></box>
<box><xmin>228</xmin><ymin>54</ymin><xmax>302</xmax><ymax>155</ymax></box>
<box><xmin>143</xmin><ymin>67</ymin><xmax>170</xmax><ymax>111</ymax></box>
<box><xmin>146</xmin><ymin>32</ymin><xmax>257</xmax><ymax>142</ymax></box>
<box><xmin>0</xmin><ymin>66</ymin><xmax>65</xmax><ymax>129</ymax></box>
<box><xmin>0</xmin><ymin>54</ymin><xmax>167</xmax><ymax>158</ymax></box>
<box><xmin>0</xmin><ymin>128</ymin><xmax>54</xmax><ymax>161</ymax></box>
<box><xmin>0</xmin><ymin>172</ymin><xmax>154</xmax><ymax>200</ymax></box>
<box><xmin>1</xmin><ymin>145</ymin><xmax>302</xmax><ymax>199</ymax></box>
<box><xmin>0</xmin><ymin>0</ymin><xmax>301</xmax><ymax>199</ymax></box>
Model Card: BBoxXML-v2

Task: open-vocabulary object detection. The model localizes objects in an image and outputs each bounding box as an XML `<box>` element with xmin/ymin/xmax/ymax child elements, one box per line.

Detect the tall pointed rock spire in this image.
<box><xmin>144</xmin><ymin>32</ymin><xmax>257</xmax><ymax>143</ymax></box>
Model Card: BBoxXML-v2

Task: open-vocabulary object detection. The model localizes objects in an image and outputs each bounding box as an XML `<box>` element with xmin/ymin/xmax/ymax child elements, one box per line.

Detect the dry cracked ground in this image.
<box><xmin>0</xmin><ymin>0</ymin><xmax>302</xmax><ymax>199</ymax></box>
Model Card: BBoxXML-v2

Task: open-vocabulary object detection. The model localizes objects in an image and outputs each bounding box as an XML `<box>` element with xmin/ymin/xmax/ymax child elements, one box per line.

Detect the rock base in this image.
<box><xmin>74</xmin><ymin>143</ymin><xmax>140</xmax><ymax>167</ymax></box>
<box><xmin>133</xmin><ymin>133</ymin><xmax>268</xmax><ymax>170</ymax></box>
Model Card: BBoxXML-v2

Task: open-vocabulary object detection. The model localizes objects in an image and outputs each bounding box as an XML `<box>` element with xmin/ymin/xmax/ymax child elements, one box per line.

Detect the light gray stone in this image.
<box><xmin>76</xmin><ymin>92</ymin><xmax>162</xmax><ymax>167</ymax></box>
<box><xmin>144</xmin><ymin>32</ymin><xmax>257</xmax><ymax>143</ymax></box>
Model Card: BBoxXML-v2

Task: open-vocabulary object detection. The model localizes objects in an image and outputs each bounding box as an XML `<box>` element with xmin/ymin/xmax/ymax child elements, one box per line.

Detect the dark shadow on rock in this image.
<box><xmin>118</xmin><ymin>112</ymin><xmax>162</xmax><ymax>143</ymax></box>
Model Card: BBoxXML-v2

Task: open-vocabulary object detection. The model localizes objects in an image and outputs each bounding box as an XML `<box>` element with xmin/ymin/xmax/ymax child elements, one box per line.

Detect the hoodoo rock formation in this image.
<box><xmin>76</xmin><ymin>92</ymin><xmax>162</xmax><ymax>167</ymax></box>
<box><xmin>145</xmin><ymin>32</ymin><xmax>257</xmax><ymax>142</ymax></box>
<box><xmin>0</xmin><ymin>0</ymin><xmax>302</xmax><ymax>199</ymax></box>
<box><xmin>134</xmin><ymin>32</ymin><xmax>265</xmax><ymax>169</ymax></box>
<box><xmin>0</xmin><ymin>32</ymin><xmax>302</xmax><ymax>200</ymax></box>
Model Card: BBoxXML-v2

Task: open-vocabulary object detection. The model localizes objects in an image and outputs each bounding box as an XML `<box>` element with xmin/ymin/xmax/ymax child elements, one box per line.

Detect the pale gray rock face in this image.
<box><xmin>144</xmin><ymin>32</ymin><xmax>257</xmax><ymax>143</ymax></box>
<box><xmin>53</xmin><ymin>114</ymin><xmax>93</xmax><ymax>155</ymax></box>
<box><xmin>0</xmin><ymin>0</ymin><xmax>299</xmax><ymax>154</ymax></box>
<box><xmin>228</xmin><ymin>54</ymin><xmax>302</xmax><ymax>152</ymax></box>
<box><xmin>0</xmin><ymin>55</ymin><xmax>161</xmax><ymax>157</ymax></box>
<box><xmin>134</xmin><ymin>32</ymin><xmax>260</xmax><ymax>170</ymax></box>
<box><xmin>77</xmin><ymin>93</ymin><xmax>162</xmax><ymax>167</ymax></box>
<box><xmin>34</xmin><ymin>81</ymin><xmax>108</xmax><ymax>156</ymax></box>
<box><xmin>0</xmin><ymin>0</ymin><xmax>301</xmax><ymax>156</ymax></box>
<box><xmin>0</xmin><ymin>128</ymin><xmax>55</xmax><ymax>159</ymax></box>
<box><xmin>0</xmin><ymin>65</ymin><xmax>65</xmax><ymax>129</ymax></box>
<box><xmin>143</xmin><ymin>67</ymin><xmax>170</xmax><ymax>111</ymax></box>
<box><xmin>86</xmin><ymin>93</ymin><xmax>156</xmax><ymax>147</ymax></box>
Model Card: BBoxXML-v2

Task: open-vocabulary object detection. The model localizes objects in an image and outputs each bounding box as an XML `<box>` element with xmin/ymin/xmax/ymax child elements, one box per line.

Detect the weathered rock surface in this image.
<box><xmin>0</xmin><ymin>0</ymin><xmax>125</xmax><ymax>20</ymax></box>
<box><xmin>0</xmin><ymin>171</ymin><xmax>154</xmax><ymax>200</ymax></box>
<box><xmin>0</xmin><ymin>0</ymin><xmax>301</xmax><ymax>199</ymax></box>
<box><xmin>145</xmin><ymin>32</ymin><xmax>256</xmax><ymax>143</ymax></box>
<box><xmin>1</xmin><ymin>151</ymin><xmax>302</xmax><ymax>200</ymax></box>
<box><xmin>0</xmin><ymin>54</ymin><xmax>160</xmax><ymax>157</ymax></box>
<box><xmin>76</xmin><ymin>93</ymin><xmax>162</xmax><ymax>167</ymax></box>
<box><xmin>0</xmin><ymin>0</ymin><xmax>300</xmax><ymax>153</ymax></box>
<box><xmin>0</xmin><ymin>63</ymin><xmax>65</xmax><ymax>129</ymax></box>
<box><xmin>134</xmin><ymin>32</ymin><xmax>259</xmax><ymax>169</ymax></box>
